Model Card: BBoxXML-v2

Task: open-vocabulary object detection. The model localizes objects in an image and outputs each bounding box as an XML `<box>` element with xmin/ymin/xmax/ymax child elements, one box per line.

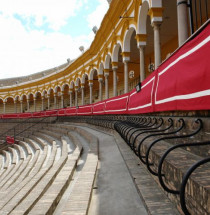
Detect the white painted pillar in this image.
<box><xmin>153</xmin><ymin>22</ymin><xmax>162</xmax><ymax>69</ymax></box>
<box><xmin>3</xmin><ymin>102</ymin><xmax>6</xmax><ymax>114</ymax></box>
<box><xmin>41</xmin><ymin>96</ymin><xmax>44</xmax><ymax>111</ymax></box>
<box><xmin>61</xmin><ymin>92</ymin><xmax>64</xmax><ymax>108</ymax></box>
<box><xmin>81</xmin><ymin>85</ymin><xmax>85</xmax><ymax>105</ymax></box>
<box><xmin>14</xmin><ymin>101</ymin><xmax>17</xmax><ymax>113</ymax></box>
<box><xmin>34</xmin><ymin>99</ymin><xmax>36</xmax><ymax>112</ymax></box>
<box><xmin>20</xmin><ymin>100</ymin><xmax>23</xmax><ymax>113</ymax></box>
<box><xmin>47</xmin><ymin>95</ymin><xmax>50</xmax><ymax>110</ymax></box>
<box><xmin>98</xmin><ymin>77</ymin><xmax>103</xmax><ymax>101</ymax></box>
<box><xmin>113</xmin><ymin>68</ymin><xmax>118</xmax><ymax>97</ymax></box>
<box><xmin>54</xmin><ymin>93</ymin><xmax>57</xmax><ymax>109</ymax></box>
<box><xmin>139</xmin><ymin>45</ymin><xmax>146</xmax><ymax>82</ymax></box>
<box><xmin>89</xmin><ymin>82</ymin><xmax>93</xmax><ymax>104</ymax></box>
<box><xmin>75</xmin><ymin>88</ymin><xmax>78</xmax><ymax>107</ymax></box>
<box><xmin>124</xmin><ymin>61</ymin><xmax>129</xmax><ymax>93</ymax></box>
<box><xmin>27</xmin><ymin>99</ymin><xmax>30</xmax><ymax>111</ymax></box>
<box><xmin>104</xmin><ymin>72</ymin><xmax>109</xmax><ymax>99</ymax></box>
<box><xmin>69</xmin><ymin>90</ymin><xmax>73</xmax><ymax>107</ymax></box>
<box><xmin>177</xmin><ymin>0</ymin><xmax>188</xmax><ymax>46</ymax></box>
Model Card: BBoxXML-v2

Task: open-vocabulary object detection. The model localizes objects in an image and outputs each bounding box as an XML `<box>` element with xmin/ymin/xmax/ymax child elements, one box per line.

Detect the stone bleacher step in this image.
<box><xmin>19</xmin><ymin>141</ymin><xmax>33</xmax><ymax>156</ymax></box>
<box><xmin>0</xmin><ymin>150</ymin><xmax>15</xmax><ymax>182</ymax></box>
<box><xmin>0</xmin><ymin>157</ymin><xmax>23</xmax><ymax>189</ymax></box>
<box><xmin>1</xmin><ymin>145</ymin><xmax>42</xmax><ymax>193</ymax></box>
<box><xmin>0</xmin><ymin>155</ymin><xmax>4</xmax><ymax>170</ymax></box>
<box><xmin>24</xmin><ymin>138</ymin><xmax>41</xmax><ymax>151</ymax></box>
<box><xmin>13</xmin><ymin>144</ymin><xmax>25</xmax><ymax>160</ymax></box>
<box><xmin>1</xmin><ymin>150</ymin><xmax>10</xmax><ymax>169</ymax></box>
<box><xmin>2</xmin><ymin>132</ymin><xmax>68</xmax><ymax>214</ymax></box>
<box><xmin>0</xmin><ymin>154</ymin><xmax>32</xmax><ymax>191</ymax></box>
<box><xmin>0</xmin><ymin>146</ymin><xmax>48</xmax><ymax>211</ymax></box>
<box><xmin>28</xmin><ymin>150</ymin><xmax>81</xmax><ymax>215</ymax></box>
<box><xmin>8</xmin><ymin>147</ymin><xmax>17</xmax><ymax>164</ymax></box>
<box><xmin>29</xmin><ymin>135</ymin><xmax>47</xmax><ymax>149</ymax></box>
<box><xmin>60</xmin><ymin>126</ymin><xmax>98</xmax><ymax>215</ymax></box>
<box><xmin>9</xmin><ymin>156</ymin><xmax>68</xmax><ymax>215</ymax></box>
<box><xmin>40</xmin><ymin>129</ymin><xmax>62</xmax><ymax>140</ymax></box>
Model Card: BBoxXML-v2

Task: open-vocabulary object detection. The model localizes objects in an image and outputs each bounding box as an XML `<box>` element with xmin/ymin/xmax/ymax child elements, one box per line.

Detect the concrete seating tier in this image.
<box><xmin>0</xmin><ymin>121</ymin><xmax>100</xmax><ymax>215</ymax></box>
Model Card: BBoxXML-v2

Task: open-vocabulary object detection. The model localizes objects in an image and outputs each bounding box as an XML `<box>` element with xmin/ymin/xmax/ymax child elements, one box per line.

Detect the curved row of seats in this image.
<box><xmin>0</xmin><ymin>122</ymin><xmax>98</xmax><ymax>215</ymax></box>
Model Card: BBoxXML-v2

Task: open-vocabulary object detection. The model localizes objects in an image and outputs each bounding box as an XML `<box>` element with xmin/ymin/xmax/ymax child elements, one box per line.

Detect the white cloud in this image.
<box><xmin>0</xmin><ymin>0</ymin><xmax>86</xmax><ymax>30</ymax></box>
<box><xmin>87</xmin><ymin>0</ymin><xmax>109</xmax><ymax>29</ymax></box>
<box><xmin>0</xmin><ymin>0</ymin><xmax>108</xmax><ymax>80</ymax></box>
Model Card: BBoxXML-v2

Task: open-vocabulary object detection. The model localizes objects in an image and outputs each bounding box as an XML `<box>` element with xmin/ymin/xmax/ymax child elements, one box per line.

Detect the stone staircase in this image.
<box><xmin>0</xmin><ymin>122</ymin><xmax>99</xmax><ymax>215</ymax></box>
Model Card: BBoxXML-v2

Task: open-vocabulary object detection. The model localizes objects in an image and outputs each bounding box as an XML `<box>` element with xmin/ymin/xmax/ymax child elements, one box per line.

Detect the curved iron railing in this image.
<box><xmin>114</xmin><ymin>116</ymin><xmax>208</xmax><ymax>215</ymax></box>
<box><xmin>180</xmin><ymin>155</ymin><xmax>210</xmax><ymax>215</ymax></box>
<box><xmin>145</xmin><ymin>119</ymin><xmax>203</xmax><ymax>176</ymax></box>
<box><xmin>158</xmin><ymin>140</ymin><xmax>210</xmax><ymax>194</ymax></box>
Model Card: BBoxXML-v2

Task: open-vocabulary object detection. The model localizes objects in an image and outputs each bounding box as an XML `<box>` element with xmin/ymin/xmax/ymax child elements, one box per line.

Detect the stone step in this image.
<box><xmin>28</xmin><ymin>148</ymin><xmax>81</xmax><ymax>215</ymax></box>
<box><xmin>1</xmin><ymin>150</ymin><xmax>10</xmax><ymax>169</ymax></box>
<box><xmin>0</xmin><ymin>154</ymin><xmax>32</xmax><ymax>191</ymax></box>
<box><xmin>40</xmin><ymin>129</ymin><xmax>62</xmax><ymax>140</ymax></box>
<box><xmin>0</xmin><ymin>128</ymin><xmax>67</xmax><ymax>214</ymax></box>
<box><xmin>9</xmin><ymin>132</ymin><xmax>71</xmax><ymax>214</ymax></box>
<box><xmin>8</xmin><ymin>147</ymin><xmax>17</xmax><ymax>164</ymax></box>
<box><xmin>13</xmin><ymin>144</ymin><xmax>25</xmax><ymax>160</ymax></box>
<box><xmin>61</xmin><ymin>126</ymin><xmax>98</xmax><ymax>215</ymax></box>
<box><xmin>0</xmin><ymin>145</ymin><xmax>48</xmax><ymax>211</ymax></box>
<box><xmin>0</xmin><ymin>154</ymin><xmax>4</xmax><ymax>170</ymax></box>
<box><xmin>19</xmin><ymin>141</ymin><xmax>33</xmax><ymax>156</ymax></box>
<box><xmin>0</xmin><ymin>153</ymin><xmax>23</xmax><ymax>189</ymax></box>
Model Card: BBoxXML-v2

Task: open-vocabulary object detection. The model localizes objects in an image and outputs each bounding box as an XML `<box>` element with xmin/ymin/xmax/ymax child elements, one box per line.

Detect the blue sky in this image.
<box><xmin>0</xmin><ymin>0</ymin><xmax>109</xmax><ymax>79</ymax></box>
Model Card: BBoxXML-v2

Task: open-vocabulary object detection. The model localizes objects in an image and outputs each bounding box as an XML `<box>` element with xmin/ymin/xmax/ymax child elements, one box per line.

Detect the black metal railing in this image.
<box><xmin>113</xmin><ymin>116</ymin><xmax>210</xmax><ymax>215</ymax></box>
<box><xmin>180</xmin><ymin>155</ymin><xmax>210</xmax><ymax>215</ymax></box>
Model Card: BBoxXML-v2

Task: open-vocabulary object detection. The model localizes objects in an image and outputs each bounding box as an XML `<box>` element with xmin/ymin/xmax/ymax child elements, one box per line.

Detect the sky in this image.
<box><xmin>0</xmin><ymin>0</ymin><xmax>109</xmax><ymax>79</ymax></box>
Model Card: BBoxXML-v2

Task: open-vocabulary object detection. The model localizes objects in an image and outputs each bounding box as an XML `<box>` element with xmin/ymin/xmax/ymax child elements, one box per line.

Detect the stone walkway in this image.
<box><xmin>78</xmin><ymin>126</ymin><xmax>148</xmax><ymax>215</ymax></box>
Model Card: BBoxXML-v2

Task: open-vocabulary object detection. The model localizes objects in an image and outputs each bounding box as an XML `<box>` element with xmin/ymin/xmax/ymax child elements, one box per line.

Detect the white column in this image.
<box><xmin>20</xmin><ymin>100</ymin><xmax>23</xmax><ymax>113</ymax></box>
<box><xmin>41</xmin><ymin>97</ymin><xmax>44</xmax><ymax>111</ymax></box>
<box><xmin>98</xmin><ymin>78</ymin><xmax>103</xmax><ymax>101</ymax></box>
<box><xmin>61</xmin><ymin>92</ymin><xmax>64</xmax><ymax>108</ymax></box>
<box><xmin>27</xmin><ymin>99</ymin><xmax>30</xmax><ymax>111</ymax></box>
<box><xmin>69</xmin><ymin>91</ymin><xmax>73</xmax><ymax>107</ymax></box>
<box><xmin>47</xmin><ymin>95</ymin><xmax>50</xmax><ymax>110</ymax></box>
<box><xmin>153</xmin><ymin>22</ymin><xmax>162</xmax><ymax>69</ymax></box>
<box><xmin>34</xmin><ymin>99</ymin><xmax>36</xmax><ymax>112</ymax></box>
<box><xmin>139</xmin><ymin>45</ymin><xmax>146</xmax><ymax>82</ymax></box>
<box><xmin>104</xmin><ymin>73</ymin><xmax>109</xmax><ymax>99</ymax></box>
<box><xmin>14</xmin><ymin>101</ymin><xmax>17</xmax><ymax>113</ymax></box>
<box><xmin>3</xmin><ymin>102</ymin><xmax>6</xmax><ymax>114</ymax></box>
<box><xmin>113</xmin><ymin>68</ymin><xmax>117</xmax><ymax>97</ymax></box>
<box><xmin>54</xmin><ymin>94</ymin><xmax>57</xmax><ymax>109</ymax></box>
<box><xmin>81</xmin><ymin>86</ymin><xmax>85</xmax><ymax>105</ymax></box>
<box><xmin>75</xmin><ymin>88</ymin><xmax>78</xmax><ymax>107</ymax></box>
<box><xmin>124</xmin><ymin>61</ymin><xmax>129</xmax><ymax>93</ymax></box>
<box><xmin>177</xmin><ymin>0</ymin><xmax>188</xmax><ymax>46</ymax></box>
<box><xmin>89</xmin><ymin>83</ymin><xmax>93</xmax><ymax>104</ymax></box>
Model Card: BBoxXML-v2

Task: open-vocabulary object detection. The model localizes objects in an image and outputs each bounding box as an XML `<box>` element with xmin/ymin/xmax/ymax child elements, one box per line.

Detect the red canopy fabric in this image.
<box><xmin>128</xmin><ymin>72</ymin><xmax>156</xmax><ymax>114</ymax></box>
<box><xmin>92</xmin><ymin>102</ymin><xmax>105</xmax><ymax>115</ymax></box>
<box><xmin>105</xmin><ymin>93</ymin><xmax>129</xmax><ymax>114</ymax></box>
<box><xmin>65</xmin><ymin>107</ymin><xmax>77</xmax><ymax>116</ymax></box>
<box><xmin>77</xmin><ymin>105</ymin><xmax>92</xmax><ymax>115</ymax></box>
<box><xmin>154</xmin><ymin>23</ymin><xmax>210</xmax><ymax>112</ymax></box>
